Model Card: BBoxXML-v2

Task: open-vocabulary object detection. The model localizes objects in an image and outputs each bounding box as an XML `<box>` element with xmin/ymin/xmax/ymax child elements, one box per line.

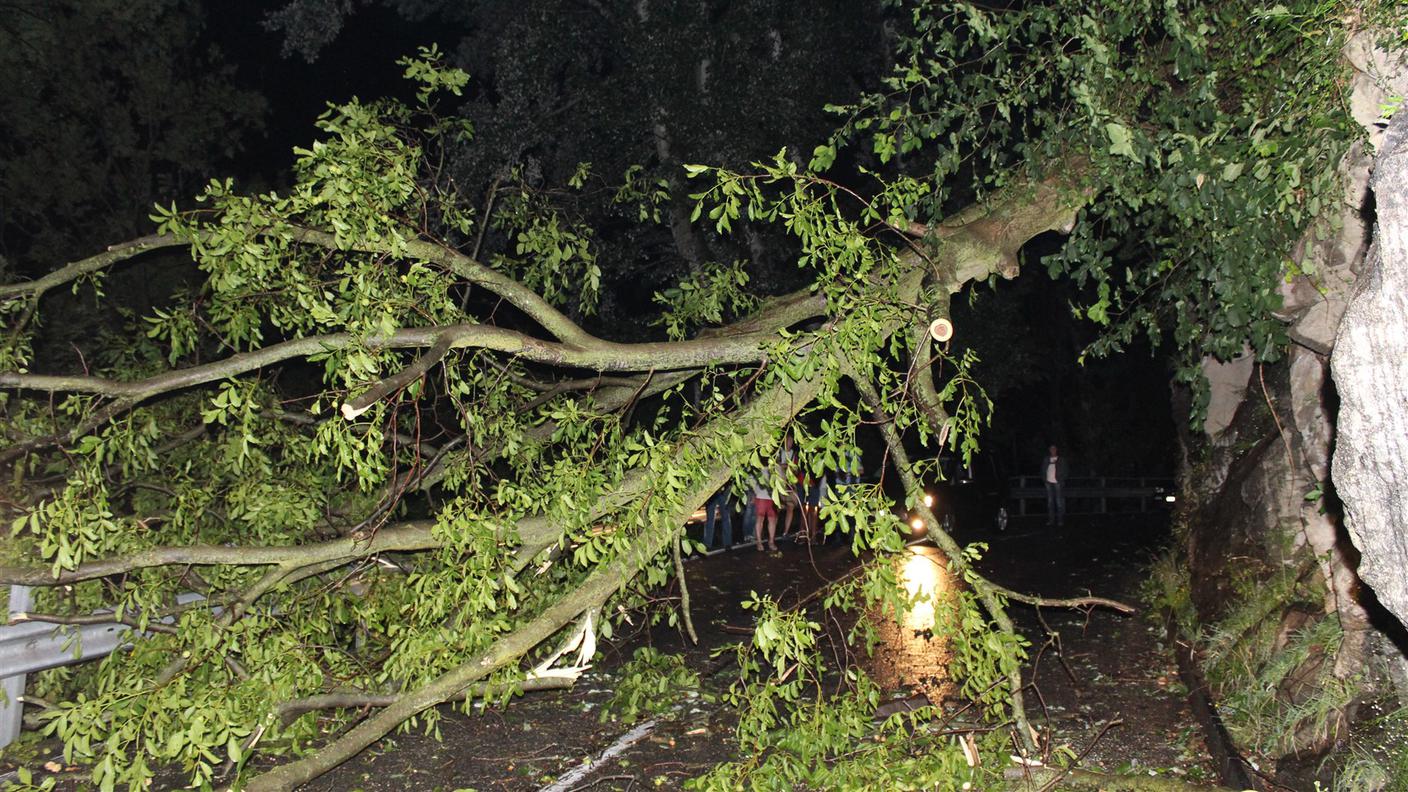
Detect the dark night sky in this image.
<box><xmin>205</xmin><ymin>1</ymin><xmax>442</xmax><ymax>185</ymax></box>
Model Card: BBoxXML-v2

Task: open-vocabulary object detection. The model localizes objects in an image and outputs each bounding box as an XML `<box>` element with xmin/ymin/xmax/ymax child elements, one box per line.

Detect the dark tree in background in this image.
<box><xmin>0</xmin><ymin>0</ymin><xmax>266</xmax><ymax>271</ymax></box>
<box><xmin>0</xmin><ymin>0</ymin><xmax>267</xmax><ymax>365</ymax></box>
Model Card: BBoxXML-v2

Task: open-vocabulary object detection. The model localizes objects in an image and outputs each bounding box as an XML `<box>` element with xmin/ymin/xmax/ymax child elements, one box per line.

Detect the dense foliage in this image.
<box><xmin>825</xmin><ymin>0</ymin><xmax>1381</xmax><ymax>420</ymax></box>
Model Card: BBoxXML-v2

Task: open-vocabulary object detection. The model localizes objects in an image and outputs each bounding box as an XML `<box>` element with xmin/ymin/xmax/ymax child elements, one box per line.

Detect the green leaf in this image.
<box><xmin>1104</xmin><ymin>122</ymin><xmax>1137</xmax><ymax>161</ymax></box>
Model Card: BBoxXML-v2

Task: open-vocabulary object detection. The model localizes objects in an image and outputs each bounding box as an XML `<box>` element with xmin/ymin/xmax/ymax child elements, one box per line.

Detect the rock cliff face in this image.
<box><xmin>1333</xmin><ymin>113</ymin><xmax>1408</xmax><ymax>632</ymax></box>
<box><xmin>1178</xmin><ymin>35</ymin><xmax>1408</xmax><ymax>772</ymax></box>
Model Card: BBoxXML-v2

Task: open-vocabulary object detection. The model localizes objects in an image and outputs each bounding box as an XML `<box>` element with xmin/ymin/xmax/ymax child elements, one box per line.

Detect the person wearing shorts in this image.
<box><xmin>751</xmin><ymin>478</ymin><xmax>779</xmax><ymax>552</ymax></box>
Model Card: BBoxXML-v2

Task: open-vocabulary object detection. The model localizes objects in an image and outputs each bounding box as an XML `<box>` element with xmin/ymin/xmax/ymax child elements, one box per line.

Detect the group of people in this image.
<box><xmin>701</xmin><ymin>439</ymin><xmax>1068</xmax><ymax>549</ymax></box>
<box><xmin>700</xmin><ymin>435</ymin><xmax>864</xmax><ymax>554</ymax></box>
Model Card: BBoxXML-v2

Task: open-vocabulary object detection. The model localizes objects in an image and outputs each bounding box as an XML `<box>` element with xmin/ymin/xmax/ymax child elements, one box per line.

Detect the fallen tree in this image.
<box><xmin>1</xmin><ymin>0</ymin><xmax>1391</xmax><ymax>785</ymax></box>
<box><xmin>0</xmin><ymin>51</ymin><xmax>1110</xmax><ymax>788</ymax></box>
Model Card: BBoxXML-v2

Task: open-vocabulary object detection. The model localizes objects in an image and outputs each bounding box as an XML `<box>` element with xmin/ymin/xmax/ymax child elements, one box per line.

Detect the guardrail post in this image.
<box><xmin>1</xmin><ymin>585</ymin><xmax>33</xmax><ymax>748</ymax></box>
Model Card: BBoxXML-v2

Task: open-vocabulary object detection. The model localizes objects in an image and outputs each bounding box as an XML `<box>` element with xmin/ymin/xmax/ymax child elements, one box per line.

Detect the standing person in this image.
<box><xmin>778</xmin><ymin>434</ymin><xmax>801</xmax><ymax>538</ymax></box>
<box><xmin>801</xmin><ymin>470</ymin><xmax>826</xmax><ymax>544</ymax></box>
<box><xmin>825</xmin><ymin>446</ymin><xmax>862</xmax><ymax>543</ymax></box>
<box><xmin>1041</xmin><ymin>444</ymin><xmax>1067</xmax><ymax>527</ymax></box>
<box><xmin>702</xmin><ymin>486</ymin><xmax>734</xmax><ymax>551</ymax></box>
<box><xmin>837</xmin><ymin>447</ymin><xmax>863</xmax><ymax>487</ymax></box>
<box><xmin>750</xmin><ymin>472</ymin><xmax>780</xmax><ymax>552</ymax></box>
<box><xmin>740</xmin><ymin>490</ymin><xmax>757</xmax><ymax>545</ymax></box>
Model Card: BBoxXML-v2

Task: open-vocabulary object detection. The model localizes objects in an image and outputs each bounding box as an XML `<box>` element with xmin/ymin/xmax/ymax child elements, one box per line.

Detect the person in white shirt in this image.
<box><xmin>1040</xmin><ymin>444</ymin><xmax>1067</xmax><ymax>527</ymax></box>
<box><xmin>750</xmin><ymin>469</ymin><xmax>781</xmax><ymax>552</ymax></box>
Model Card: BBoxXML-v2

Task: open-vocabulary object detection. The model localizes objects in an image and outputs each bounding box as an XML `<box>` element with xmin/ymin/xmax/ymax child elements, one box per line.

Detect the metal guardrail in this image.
<box><xmin>1</xmin><ymin>585</ymin><xmax>206</xmax><ymax>748</ymax></box>
<box><xmin>1007</xmin><ymin>476</ymin><xmax>1175</xmax><ymax>516</ymax></box>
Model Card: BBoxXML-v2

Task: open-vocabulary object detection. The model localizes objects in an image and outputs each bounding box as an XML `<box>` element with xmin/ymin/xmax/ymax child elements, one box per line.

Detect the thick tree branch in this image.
<box><xmin>0</xmin><ymin>220</ymin><xmax>813</xmax><ymax>366</ymax></box>
<box><xmin>846</xmin><ymin>363</ymin><xmax>1038</xmax><ymax>756</ymax></box>
<box><xmin>907</xmin><ymin>323</ymin><xmax>953</xmax><ymax>440</ymax></box>
<box><xmin>0</xmin><ymin>521</ymin><xmax>434</xmax><ymax>586</ymax></box>
<box><xmin>240</xmin><ymin>546</ymin><xmax>648</xmax><ymax>791</ymax></box>
<box><xmin>489</xmin><ymin>363</ymin><xmax>647</xmax><ymax>395</ymax></box>
<box><xmin>1</xmin><ymin>236</ymin><xmax>830</xmax><ymax>464</ymax></box>
<box><xmin>0</xmin><ymin>223</ymin><xmax>596</xmax><ymax>351</ymax></box>
<box><xmin>0</xmin><ymin>235</ymin><xmax>187</xmax><ymax>302</ymax></box>
<box><xmin>699</xmin><ymin>286</ymin><xmax>826</xmax><ymax>337</ymax></box>
<box><xmin>340</xmin><ymin>334</ymin><xmax>454</xmax><ymax>419</ymax></box>
<box><xmin>8</xmin><ymin>611</ymin><xmax>178</xmax><ymax>634</ymax></box>
<box><xmin>2</xmin><ymin>455</ymin><xmax>667</xmax><ymax>591</ymax></box>
<box><xmin>0</xmin><ymin>323</ymin><xmax>778</xmax><ymax>406</ymax></box>
<box><xmin>287</xmin><ymin>226</ymin><xmax>600</xmax><ymax>348</ymax></box>
<box><xmin>939</xmin><ymin>163</ymin><xmax>1093</xmax><ymax>285</ymax></box>
<box><xmin>272</xmin><ymin>673</ymin><xmax>579</xmax><ymax>727</ymax></box>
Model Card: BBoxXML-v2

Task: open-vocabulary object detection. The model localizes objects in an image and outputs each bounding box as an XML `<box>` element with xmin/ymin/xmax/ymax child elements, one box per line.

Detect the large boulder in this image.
<box><xmin>1332</xmin><ymin>110</ymin><xmax>1408</xmax><ymax>629</ymax></box>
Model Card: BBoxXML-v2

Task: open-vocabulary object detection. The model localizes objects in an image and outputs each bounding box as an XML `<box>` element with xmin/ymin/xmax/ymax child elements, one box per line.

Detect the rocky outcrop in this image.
<box><xmin>1180</xmin><ymin>34</ymin><xmax>1408</xmax><ymax>773</ymax></box>
<box><xmin>1332</xmin><ymin>111</ymin><xmax>1408</xmax><ymax>629</ymax></box>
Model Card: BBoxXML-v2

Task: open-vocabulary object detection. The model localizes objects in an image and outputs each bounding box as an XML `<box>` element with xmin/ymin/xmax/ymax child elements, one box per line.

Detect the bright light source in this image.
<box><xmin>910</xmin><ymin>517</ymin><xmax>925</xmax><ymax>531</ymax></box>
<box><xmin>922</xmin><ymin>493</ymin><xmax>934</xmax><ymax>508</ymax></box>
<box><xmin>901</xmin><ymin>547</ymin><xmax>945</xmax><ymax>631</ymax></box>
<box><xmin>1164</xmin><ymin>495</ymin><xmax>1177</xmax><ymax>503</ymax></box>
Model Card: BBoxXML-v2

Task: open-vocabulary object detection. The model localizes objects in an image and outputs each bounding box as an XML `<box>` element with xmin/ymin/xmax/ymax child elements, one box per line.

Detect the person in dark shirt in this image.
<box><xmin>702</xmin><ymin>486</ymin><xmax>735</xmax><ymax>550</ymax></box>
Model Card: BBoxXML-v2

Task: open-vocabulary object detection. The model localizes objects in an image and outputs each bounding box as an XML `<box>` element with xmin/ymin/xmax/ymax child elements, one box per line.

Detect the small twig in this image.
<box><xmin>11</xmin><ymin>611</ymin><xmax>178</xmax><ymax>635</ymax></box>
<box><xmin>222</xmin><ymin>718</ymin><xmax>269</xmax><ymax>778</ymax></box>
<box><xmin>1259</xmin><ymin>363</ymin><xmax>1297</xmax><ymax>472</ymax></box>
<box><xmin>468</xmin><ymin>178</ymin><xmax>501</xmax><ymax>267</ymax></box>
<box><xmin>1033</xmin><ymin>607</ymin><xmax>1083</xmax><ymax>692</ymax></box>
<box><xmin>672</xmin><ymin>530</ymin><xmax>699</xmax><ymax>644</ymax></box>
<box><xmin>1034</xmin><ymin>718</ymin><xmax>1122</xmax><ymax>792</ymax></box>
<box><xmin>992</xmin><ymin>585</ymin><xmax>1136</xmax><ymax>615</ymax></box>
